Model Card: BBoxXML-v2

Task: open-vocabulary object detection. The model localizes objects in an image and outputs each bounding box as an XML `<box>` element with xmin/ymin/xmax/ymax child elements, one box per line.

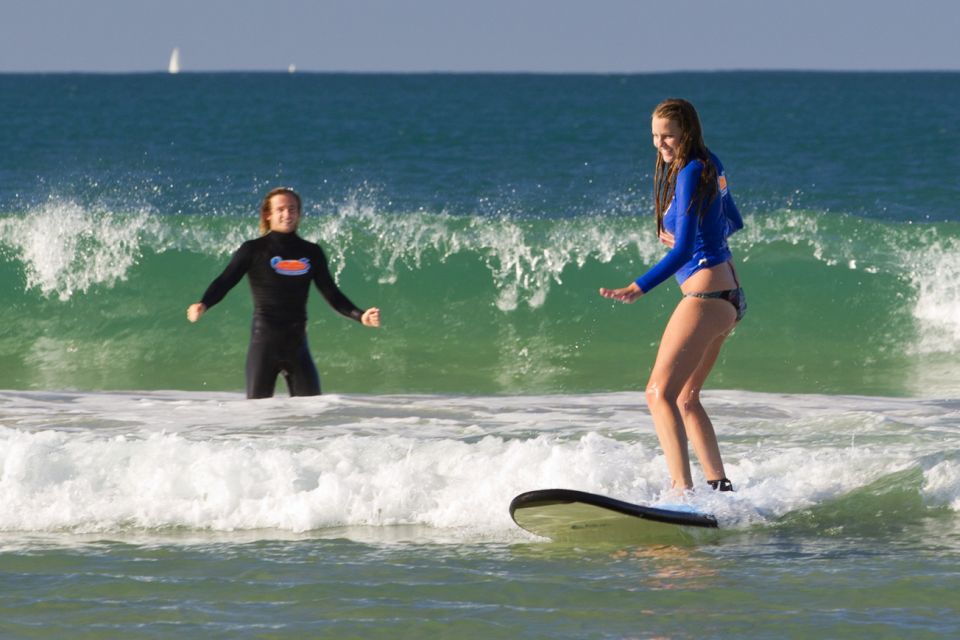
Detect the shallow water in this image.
<box><xmin>2</xmin><ymin>389</ymin><xmax>959</xmax><ymax>638</ymax></box>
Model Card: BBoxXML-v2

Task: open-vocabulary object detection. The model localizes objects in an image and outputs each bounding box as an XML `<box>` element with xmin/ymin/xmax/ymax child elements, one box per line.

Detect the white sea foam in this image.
<box><xmin>0</xmin><ymin>199</ymin><xmax>275</xmax><ymax>300</ymax></box>
<box><xmin>903</xmin><ymin>234</ymin><xmax>960</xmax><ymax>354</ymax></box>
<box><xmin>307</xmin><ymin>190</ymin><xmax>655</xmax><ymax>311</ymax></box>
<box><xmin>923</xmin><ymin>459</ymin><xmax>960</xmax><ymax>511</ymax></box>
<box><xmin>0</xmin><ymin>199</ymin><xmax>160</xmax><ymax>300</ymax></box>
<box><xmin>1</xmin><ymin>390</ymin><xmax>956</xmax><ymax>541</ymax></box>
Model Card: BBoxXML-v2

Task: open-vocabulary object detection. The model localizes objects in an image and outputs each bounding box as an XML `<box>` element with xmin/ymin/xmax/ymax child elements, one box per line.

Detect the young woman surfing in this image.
<box><xmin>600</xmin><ymin>98</ymin><xmax>745</xmax><ymax>493</ymax></box>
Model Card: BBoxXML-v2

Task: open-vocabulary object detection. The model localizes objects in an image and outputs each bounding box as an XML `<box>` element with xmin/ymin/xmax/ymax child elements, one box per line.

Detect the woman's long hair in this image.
<box><xmin>652</xmin><ymin>99</ymin><xmax>718</xmax><ymax>237</ymax></box>
<box><xmin>259</xmin><ymin>187</ymin><xmax>302</xmax><ymax>235</ymax></box>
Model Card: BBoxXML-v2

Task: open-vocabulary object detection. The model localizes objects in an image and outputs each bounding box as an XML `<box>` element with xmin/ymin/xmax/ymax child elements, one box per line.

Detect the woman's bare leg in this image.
<box><xmin>677</xmin><ymin>331</ymin><xmax>731</xmax><ymax>482</ymax></box>
<box><xmin>645</xmin><ymin>297</ymin><xmax>736</xmax><ymax>489</ymax></box>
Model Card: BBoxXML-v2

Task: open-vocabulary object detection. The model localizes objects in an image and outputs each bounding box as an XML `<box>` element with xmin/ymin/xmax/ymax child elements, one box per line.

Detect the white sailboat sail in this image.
<box><xmin>168</xmin><ymin>48</ymin><xmax>180</xmax><ymax>74</ymax></box>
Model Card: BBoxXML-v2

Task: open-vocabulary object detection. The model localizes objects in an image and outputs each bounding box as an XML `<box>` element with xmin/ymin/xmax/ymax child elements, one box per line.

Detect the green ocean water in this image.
<box><xmin>4</xmin><ymin>524</ymin><xmax>958</xmax><ymax>639</ymax></box>
<box><xmin>1</xmin><ymin>207</ymin><xmax>958</xmax><ymax>396</ymax></box>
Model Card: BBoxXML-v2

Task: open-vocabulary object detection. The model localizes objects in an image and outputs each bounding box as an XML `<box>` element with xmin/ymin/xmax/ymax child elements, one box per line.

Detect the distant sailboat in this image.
<box><xmin>168</xmin><ymin>48</ymin><xmax>180</xmax><ymax>74</ymax></box>
<box><xmin>288</xmin><ymin>64</ymin><xmax>296</xmax><ymax>74</ymax></box>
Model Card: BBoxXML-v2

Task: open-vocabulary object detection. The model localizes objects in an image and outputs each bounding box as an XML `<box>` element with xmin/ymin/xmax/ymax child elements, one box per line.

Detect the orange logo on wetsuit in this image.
<box><xmin>718</xmin><ymin>174</ymin><xmax>728</xmax><ymax>195</ymax></box>
<box><xmin>270</xmin><ymin>256</ymin><xmax>311</xmax><ymax>276</ymax></box>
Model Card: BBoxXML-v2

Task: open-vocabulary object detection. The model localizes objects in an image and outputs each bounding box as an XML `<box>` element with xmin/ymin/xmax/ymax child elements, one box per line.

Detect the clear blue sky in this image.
<box><xmin>2</xmin><ymin>0</ymin><xmax>958</xmax><ymax>73</ymax></box>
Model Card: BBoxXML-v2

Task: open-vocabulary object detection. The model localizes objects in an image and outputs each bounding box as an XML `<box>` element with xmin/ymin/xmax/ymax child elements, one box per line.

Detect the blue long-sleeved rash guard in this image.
<box><xmin>634</xmin><ymin>152</ymin><xmax>743</xmax><ymax>293</ymax></box>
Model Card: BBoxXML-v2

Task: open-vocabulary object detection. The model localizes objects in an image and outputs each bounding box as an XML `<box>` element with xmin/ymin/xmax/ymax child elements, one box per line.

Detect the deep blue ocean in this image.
<box><xmin>1</xmin><ymin>72</ymin><xmax>959</xmax><ymax>638</ymax></box>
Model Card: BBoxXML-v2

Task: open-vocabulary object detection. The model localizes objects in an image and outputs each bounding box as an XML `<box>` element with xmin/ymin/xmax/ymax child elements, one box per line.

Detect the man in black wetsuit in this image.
<box><xmin>186</xmin><ymin>187</ymin><xmax>381</xmax><ymax>398</ymax></box>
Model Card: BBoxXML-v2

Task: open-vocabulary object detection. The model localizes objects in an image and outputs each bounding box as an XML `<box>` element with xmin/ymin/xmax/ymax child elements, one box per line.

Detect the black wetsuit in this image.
<box><xmin>199</xmin><ymin>231</ymin><xmax>364</xmax><ymax>399</ymax></box>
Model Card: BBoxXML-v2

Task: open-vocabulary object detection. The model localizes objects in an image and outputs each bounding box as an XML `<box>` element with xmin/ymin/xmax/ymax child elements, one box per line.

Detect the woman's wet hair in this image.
<box><xmin>651</xmin><ymin>99</ymin><xmax>718</xmax><ymax>235</ymax></box>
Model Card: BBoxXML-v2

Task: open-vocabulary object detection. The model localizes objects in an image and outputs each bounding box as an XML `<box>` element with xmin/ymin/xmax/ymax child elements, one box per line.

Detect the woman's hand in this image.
<box><xmin>186</xmin><ymin>303</ymin><xmax>206</xmax><ymax>322</ymax></box>
<box><xmin>361</xmin><ymin>307</ymin><xmax>381</xmax><ymax>327</ymax></box>
<box><xmin>599</xmin><ymin>282</ymin><xmax>643</xmax><ymax>303</ymax></box>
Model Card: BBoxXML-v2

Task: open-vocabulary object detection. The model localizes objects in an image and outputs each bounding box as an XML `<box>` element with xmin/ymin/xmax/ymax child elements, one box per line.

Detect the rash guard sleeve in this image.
<box><xmin>200</xmin><ymin>242</ymin><xmax>254</xmax><ymax>309</ymax></box>
<box><xmin>724</xmin><ymin>195</ymin><xmax>743</xmax><ymax>236</ymax></box>
<box><xmin>634</xmin><ymin>162</ymin><xmax>702</xmax><ymax>293</ymax></box>
<box><xmin>716</xmin><ymin>156</ymin><xmax>743</xmax><ymax>236</ymax></box>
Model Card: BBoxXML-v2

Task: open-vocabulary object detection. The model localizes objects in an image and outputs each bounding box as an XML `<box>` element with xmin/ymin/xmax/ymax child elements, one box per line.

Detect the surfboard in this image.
<box><xmin>510</xmin><ymin>488</ymin><xmax>719</xmax><ymax>544</ymax></box>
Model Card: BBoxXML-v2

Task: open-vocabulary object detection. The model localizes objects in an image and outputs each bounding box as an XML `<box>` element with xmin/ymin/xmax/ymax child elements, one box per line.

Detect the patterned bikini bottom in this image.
<box><xmin>684</xmin><ymin>287</ymin><xmax>747</xmax><ymax>322</ymax></box>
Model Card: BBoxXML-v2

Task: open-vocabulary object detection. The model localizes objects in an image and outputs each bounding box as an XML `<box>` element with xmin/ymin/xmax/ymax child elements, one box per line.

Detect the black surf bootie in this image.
<box><xmin>707</xmin><ymin>478</ymin><xmax>734</xmax><ymax>492</ymax></box>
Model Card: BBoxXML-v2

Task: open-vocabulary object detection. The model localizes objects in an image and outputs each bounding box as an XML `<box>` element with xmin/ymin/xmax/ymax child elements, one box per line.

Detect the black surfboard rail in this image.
<box><xmin>510</xmin><ymin>488</ymin><xmax>719</xmax><ymax>530</ymax></box>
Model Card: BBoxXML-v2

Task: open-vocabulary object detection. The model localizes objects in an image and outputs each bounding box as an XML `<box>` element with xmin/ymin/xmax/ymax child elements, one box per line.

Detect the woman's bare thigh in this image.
<box><xmin>647</xmin><ymin>297</ymin><xmax>736</xmax><ymax>398</ymax></box>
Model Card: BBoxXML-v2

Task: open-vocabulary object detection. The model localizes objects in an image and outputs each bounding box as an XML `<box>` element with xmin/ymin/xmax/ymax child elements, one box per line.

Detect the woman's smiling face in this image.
<box><xmin>651</xmin><ymin>116</ymin><xmax>683</xmax><ymax>164</ymax></box>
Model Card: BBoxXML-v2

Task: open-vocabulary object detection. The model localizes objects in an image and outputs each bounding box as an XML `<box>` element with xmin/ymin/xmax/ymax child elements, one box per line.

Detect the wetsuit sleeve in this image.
<box><xmin>634</xmin><ymin>163</ymin><xmax>701</xmax><ymax>293</ymax></box>
<box><xmin>311</xmin><ymin>247</ymin><xmax>365</xmax><ymax>322</ymax></box>
<box><xmin>199</xmin><ymin>243</ymin><xmax>253</xmax><ymax>309</ymax></box>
